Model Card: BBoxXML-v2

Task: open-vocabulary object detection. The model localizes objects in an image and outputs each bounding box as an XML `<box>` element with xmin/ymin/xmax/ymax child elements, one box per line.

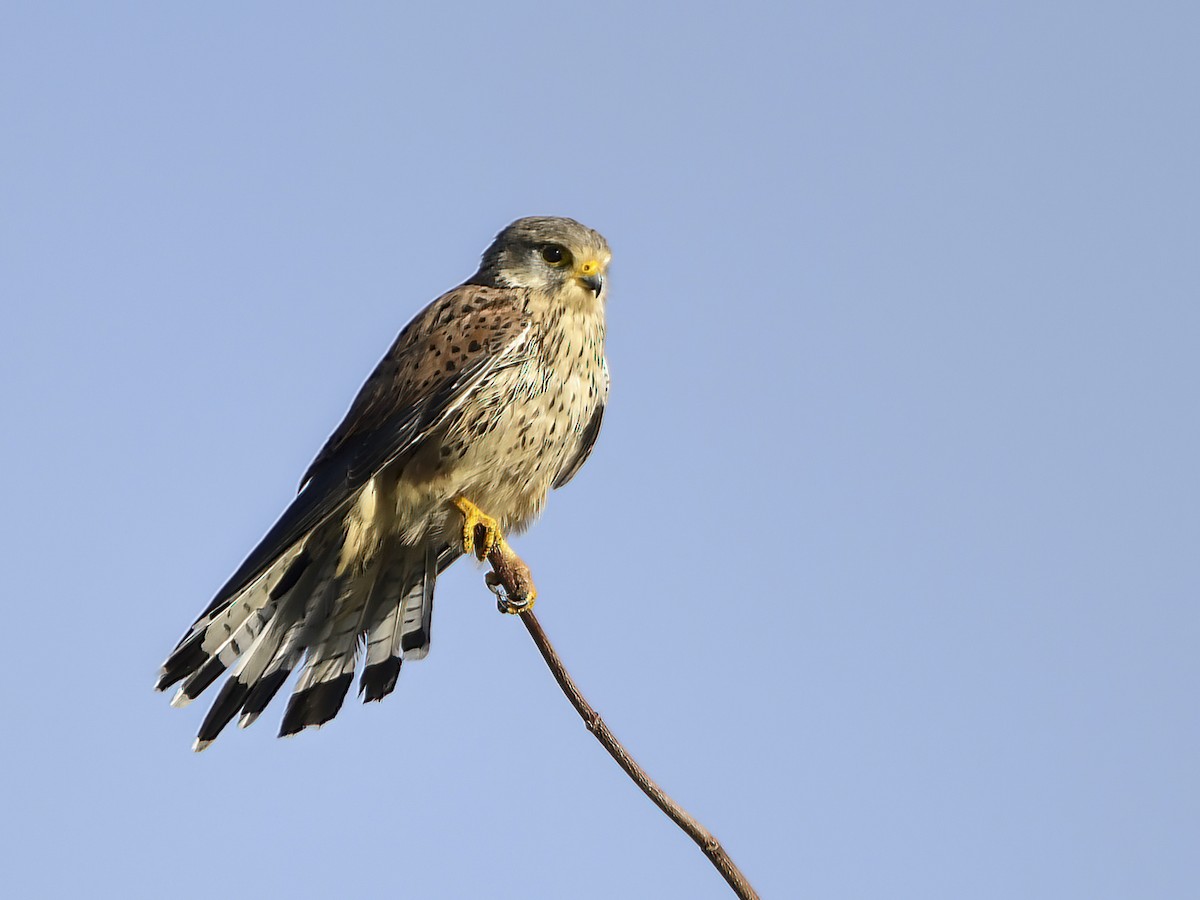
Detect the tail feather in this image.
<box><xmin>156</xmin><ymin>546</ymin><xmax>306</xmax><ymax>692</ymax></box>
<box><xmin>193</xmin><ymin>680</ymin><xmax>252</xmax><ymax>752</ymax></box>
<box><xmin>275</xmin><ymin>547</ymin><xmax>383</xmax><ymax>737</ymax></box>
<box><xmin>279</xmin><ymin>598</ymin><xmax>362</xmax><ymax>736</ymax></box>
<box><xmin>171</xmin><ymin>597</ymin><xmax>278</xmax><ymax>708</ymax></box>
<box><xmin>238</xmin><ymin>648</ymin><xmax>301</xmax><ymax>729</ymax></box>
<box><xmin>235</xmin><ymin>547</ymin><xmax>344</xmax><ymax>731</ymax></box>
<box><xmin>162</xmin><ymin>523</ymin><xmax>459</xmax><ymax>748</ymax></box>
<box><xmin>359</xmin><ymin>546</ymin><xmax>419</xmax><ymax>702</ymax></box>
<box><xmin>360</xmin><ymin>602</ymin><xmax>404</xmax><ymax>702</ymax></box>
<box><xmin>193</xmin><ymin>586</ymin><xmax>313</xmax><ymax>748</ymax></box>
<box><xmin>279</xmin><ymin>672</ymin><xmax>356</xmax><ymax>737</ymax></box>
<box><xmin>399</xmin><ymin>545</ymin><xmax>438</xmax><ymax>660</ymax></box>
<box><xmin>359</xmin><ymin>543</ymin><xmax>458</xmax><ymax>700</ymax></box>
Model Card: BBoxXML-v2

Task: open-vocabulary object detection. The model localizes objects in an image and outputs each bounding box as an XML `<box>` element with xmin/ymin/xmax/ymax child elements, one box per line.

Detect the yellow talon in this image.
<box><xmin>453</xmin><ymin>496</ymin><xmax>537</xmax><ymax>613</ymax></box>
<box><xmin>505</xmin><ymin>586</ymin><xmax>536</xmax><ymax>614</ymax></box>
<box><xmin>485</xmin><ymin>569</ymin><xmax>537</xmax><ymax>615</ymax></box>
<box><xmin>452</xmin><ymin>496</ymin><xmax>501</xmax><ymax>561</ymax></box>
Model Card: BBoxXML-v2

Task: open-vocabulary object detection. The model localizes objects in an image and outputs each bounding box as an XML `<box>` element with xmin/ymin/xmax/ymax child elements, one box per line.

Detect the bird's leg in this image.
<box><xmin>451</xmin><ymin>496</ymin><xmax>536</xmax><ymax>614</ymax></box>
<box><xmin>452</xmin><ymin>496</ymin><xmax>502</xmax><ymax>560</ymax></box>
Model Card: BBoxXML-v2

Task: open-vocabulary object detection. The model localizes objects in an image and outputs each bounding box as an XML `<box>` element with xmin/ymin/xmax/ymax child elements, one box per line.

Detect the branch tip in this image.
<box><xmin>478</xmin><ymin>542</ymin><xmax>759</xmax><ymax>900</ymax></box>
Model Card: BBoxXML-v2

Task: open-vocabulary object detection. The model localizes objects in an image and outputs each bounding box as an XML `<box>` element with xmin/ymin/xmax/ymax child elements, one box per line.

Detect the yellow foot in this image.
<box><xmin>452</xmin><ymin>496</ymin><xmax>536</xmax><ymax>613</ymax></box>
<box><xmin>452</xmin><ymin>496</ymin><xmax>502</xmax><ymax>561</ymax></box>
<box><xmin>486</xmin><ymin>569</ymin><xmax>537</xmax><ymax>615</ymax></box>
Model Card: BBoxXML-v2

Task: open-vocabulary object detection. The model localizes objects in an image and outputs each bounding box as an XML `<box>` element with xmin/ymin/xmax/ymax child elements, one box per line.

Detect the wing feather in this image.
<box><xmin>553</xmin><ymin>358</ymin><xmax>609</xmax><ymax>490</ymax></box>
<box><xmin>552</xmin><ymin>401</ymin><xmax>605</xmax><ymax>490</ymax></box>
<box><xmin>198</xmin><ymin>286</ymin><xmax>532</xmax><ymax>617</ymax></box>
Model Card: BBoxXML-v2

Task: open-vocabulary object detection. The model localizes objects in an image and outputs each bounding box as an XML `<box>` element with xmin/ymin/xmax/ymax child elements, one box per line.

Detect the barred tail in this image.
<box><xmin>160</xmin><ymin>528</ymin><xmax>459</xmax><ymax>750</ymax></box>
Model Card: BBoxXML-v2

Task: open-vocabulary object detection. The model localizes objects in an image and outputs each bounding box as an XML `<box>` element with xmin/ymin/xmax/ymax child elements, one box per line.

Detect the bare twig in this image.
<box><xmin>477</xmin><ymin>528</ymin><xmax>759</xmax><ymax>900</ymax></box>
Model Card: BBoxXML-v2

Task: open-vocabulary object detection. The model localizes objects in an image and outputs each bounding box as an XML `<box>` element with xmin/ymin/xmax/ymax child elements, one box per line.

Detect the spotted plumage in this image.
<box><xmin>157</xmin><ymin>217</ymin><xmax>610</xmax><ymax>750</ymax></box>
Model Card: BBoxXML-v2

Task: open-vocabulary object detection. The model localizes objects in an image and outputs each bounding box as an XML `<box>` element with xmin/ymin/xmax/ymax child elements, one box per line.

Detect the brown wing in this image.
<box><xmin>552</xmin><ymin>401</ymin><xmax>605</xmax><ymax>490</ymax></box>
<box><xmin>300</xmin><ymin>285</ymin><xmax>532</xmax><ymax>487</ymax></box>
<box><xmin>553</xmin><ymin>357</ymin><xmax>609</xmax><ymax>490</ymax></box>
<box><xmin>204</xmin><ymin>285</ymin><xmax>532</xmax><ymax>613</ymax></box>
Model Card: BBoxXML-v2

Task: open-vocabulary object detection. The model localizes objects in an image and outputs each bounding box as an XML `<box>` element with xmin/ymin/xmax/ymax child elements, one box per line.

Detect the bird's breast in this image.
<box><xmin>385</xmin><ymin>307</ymin><xmax>606</xmax><ymax>544</ymax></box>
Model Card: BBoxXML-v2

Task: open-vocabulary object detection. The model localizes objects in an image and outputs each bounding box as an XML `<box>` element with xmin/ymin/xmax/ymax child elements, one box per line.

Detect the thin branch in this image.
<box><xmin>478</xmin><ymin>530</ymin><xmax>759</xmax><ymax>900</ymax></box>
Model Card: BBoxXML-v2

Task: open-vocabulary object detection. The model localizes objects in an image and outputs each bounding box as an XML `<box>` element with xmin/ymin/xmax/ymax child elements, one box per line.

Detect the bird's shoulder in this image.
<box><xmin>300</xmin><ymin>284</ymin><xmax>533</xmax><ymax>489</ymax></box>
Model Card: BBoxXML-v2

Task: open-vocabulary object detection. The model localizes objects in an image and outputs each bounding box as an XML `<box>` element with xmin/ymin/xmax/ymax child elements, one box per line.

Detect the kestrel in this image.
<box><xmin>157</xmin><ymin>217</ymin><xmax>610</xmax><ymax>750</ymax></box>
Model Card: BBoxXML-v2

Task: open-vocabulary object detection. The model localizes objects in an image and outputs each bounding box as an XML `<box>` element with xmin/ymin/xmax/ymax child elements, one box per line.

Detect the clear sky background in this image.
<box><xmin>2</xmin><ymin>3</ymin><xmax>1197</xmax><ymax>898</ymax></box>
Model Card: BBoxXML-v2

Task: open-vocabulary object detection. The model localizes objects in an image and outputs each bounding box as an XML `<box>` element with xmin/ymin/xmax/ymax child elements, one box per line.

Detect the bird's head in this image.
<box><xmin>473</xmin><ymin>216</ymin><xmax>611</xmax><ymax>305</ymax></box>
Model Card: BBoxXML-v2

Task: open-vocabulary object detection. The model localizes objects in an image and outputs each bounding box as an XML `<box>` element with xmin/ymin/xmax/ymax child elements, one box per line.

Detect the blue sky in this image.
<box><xmin>2</xmin><ymin>3</ymin><xmax>1197</xmax><ymax>898</ymax></box>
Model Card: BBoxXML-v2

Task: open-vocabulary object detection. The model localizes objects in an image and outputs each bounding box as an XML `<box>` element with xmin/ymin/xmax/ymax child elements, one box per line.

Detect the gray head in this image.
<box><xmin>471</xmin><ymin>216</ymin><xmax>612</xmax><ymax>304</ymax></box>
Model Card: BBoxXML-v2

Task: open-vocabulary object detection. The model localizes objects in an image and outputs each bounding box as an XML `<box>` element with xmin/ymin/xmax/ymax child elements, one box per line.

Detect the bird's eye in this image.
<box><xmin>541</xmin><ymin>245</ymin><xmax>570</xmax><ymax>266</ymax></box>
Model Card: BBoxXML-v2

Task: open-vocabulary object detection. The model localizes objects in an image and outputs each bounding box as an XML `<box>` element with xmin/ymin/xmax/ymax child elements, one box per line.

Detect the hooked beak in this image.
<box><xmin>580</xmin><ymin>273</ymin><xmax>604</xmax><ymax>296</ymax></box>
<box><xmin>577</xmin><ymin>259</ymin><xmax>604</xmax><ymax>297</ymax></box>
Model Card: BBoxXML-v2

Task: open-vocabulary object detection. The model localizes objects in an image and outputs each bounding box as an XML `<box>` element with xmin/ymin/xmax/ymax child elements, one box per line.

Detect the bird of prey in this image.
<box><xmin>156</xmin><ymin>216</ymin><xmax>610</xmax><ymax>751</ymax></box>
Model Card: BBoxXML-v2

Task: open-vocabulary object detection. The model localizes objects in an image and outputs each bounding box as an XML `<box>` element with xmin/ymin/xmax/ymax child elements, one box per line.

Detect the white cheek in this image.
<box><xmin>563</xmin><ymin>282</ymin><xmax>592</xmax><ymax>305</ymax></box>
<box><xmin>503</xmin><ymin>265</ymin><xmax>553</xmax><ymax>293</ymax></box>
